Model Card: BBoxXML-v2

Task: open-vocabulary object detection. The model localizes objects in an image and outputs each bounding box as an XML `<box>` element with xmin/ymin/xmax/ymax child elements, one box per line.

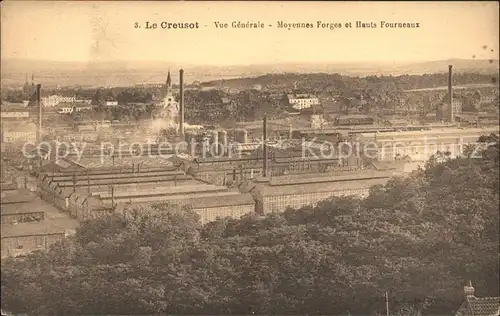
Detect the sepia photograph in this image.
<box><xmin>0</xmin><ymin>1</ymin><xmax>499</xmax><ymax>315</ymax></box>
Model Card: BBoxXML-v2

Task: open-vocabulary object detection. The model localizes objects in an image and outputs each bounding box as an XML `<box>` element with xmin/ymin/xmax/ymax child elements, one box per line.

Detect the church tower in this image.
<box><xmin>166</xmin><ymin>70</ymin><xmax>172</xmax><ymax>93</ymax></box>
<box><xmin>162</xmin><ymin>70</ymin><xmax>178</xmax><ymax>111</ymax></box>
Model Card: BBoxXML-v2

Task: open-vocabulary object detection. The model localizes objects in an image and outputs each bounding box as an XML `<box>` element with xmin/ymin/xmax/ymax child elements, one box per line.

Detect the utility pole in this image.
<box><xmin>72</xmin><ymin>173</ymin><xmax>76</xmax><ymax>193</ymax></box>
<box><xmin>385</xmin><ymin>291</ymin><xmax>390</xmax><ymax>316</ymax></box>
<box><xmin>87</xmin><ymin>170</ymin><xmax>90</xmax><ymax>195</ymax></box>
<box><xmin>110</xmin><ymin>185</ymin><xmax>115</xmax><ymax>209</ymax></box>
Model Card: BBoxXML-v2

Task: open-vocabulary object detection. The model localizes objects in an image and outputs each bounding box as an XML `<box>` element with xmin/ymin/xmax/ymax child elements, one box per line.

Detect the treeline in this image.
<box><xmin>204</xmin><ymin>72</ymin><xmax>498</xmax><ymax>92</ymax></box>
<box><xmin>184</xmin><ymin>89</ymin><xmax>287</xmax><ymax>123</ymax></box>
<box><xmin>1</xmin><ymin>135</ymin><xmax>498</xmax><ymax>315</ymax></box>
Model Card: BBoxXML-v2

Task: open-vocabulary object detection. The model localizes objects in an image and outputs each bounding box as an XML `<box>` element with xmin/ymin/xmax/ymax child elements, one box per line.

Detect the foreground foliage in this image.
<box><xmin>1</xmin><ymin>136</ymin><xmax>498</xmax><ymax>315</ymax></box>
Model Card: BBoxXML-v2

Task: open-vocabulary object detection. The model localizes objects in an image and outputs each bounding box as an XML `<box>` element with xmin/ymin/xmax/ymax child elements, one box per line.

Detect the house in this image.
<box><xmin>105</xmin><ymin>101</ymin><xmax>119</xmax><ymax>107</ymax></box>
<box><xmin>56</xmin><ymin>102</ymin><xmax>93</xmax><ymax>114</ymax></box>
<box><xmin>287</xmin><ymin>93</ymin><xmax>320</xmax><ymax>110</ymax></box>
<box><xmin>455</xmin><ymin>281</ymin><xmax>499</xmax><ymax>316</ymax></box>
<box><xmin>1</xmin><ymin>122</ymin><xmax>37</xmax><ymax>143</ymax></box>
<box><xmin>41</xmin><ymin>94</ymin><xmax>77</xmax><ymax>107</ymax></box>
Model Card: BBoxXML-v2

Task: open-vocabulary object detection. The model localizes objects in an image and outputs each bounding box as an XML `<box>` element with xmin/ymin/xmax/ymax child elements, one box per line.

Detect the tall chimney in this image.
<box><xmin>179</xmin><ymin>69</ymin><xmax>185</xmax><ymax>136</ymax></box>
<box><xmin>448</xmin><ymin>65</ymin><xmax>454</xmax><ymax>123</ymax></box>
<box><xmin>263</xmin><ymin>116</ymin><xmax>268</xmax><ymax>177</ymax></box>
<box><xmin>37</xmin><ymin>84</ymin><xmax>42</xmax><ymax>142</ymax></box>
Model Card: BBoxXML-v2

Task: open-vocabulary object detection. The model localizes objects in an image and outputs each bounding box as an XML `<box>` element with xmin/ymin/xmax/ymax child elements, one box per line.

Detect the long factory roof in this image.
<box><xmin>47</xmin><ymin>169</ymin><xmax>187</xmax><ymax>181</ymax></box>
<box><xmin>1</xmin><ymin>222</ymin><xmax>67</xmax><ymax>238</ymax></box>
<box><xmin>110</xmin><ymin>190</ymin><xmax>242</xmax><ymax>205</ymax></box>
<box><xmin>253</xmin><ymin>177</ymin><xmax>390</xmax><ymax>197</ymax></box>
<box><xmin>268</xmin><ymin>169</ymin><xmax>394</xmax><ymax>186</ymax></box>
<box><xmin>54</xmin><ymin>175</ymin><xmax>193</xmax><ymax>187</ymax></box>
<box><xmin>116</xmin><ymin>192</ymin><xmax>255</xmax><ymax>210</ymax></box>
<box><xmin>95</xmin><ymin>183</ymin><xmax>229</xmax><ymax>199</ymax></box>
<box><xmin>0</xmin><ymin>189</ymin><xmax>37</xmax><ymax>205</ymax></box>
<box><xmin>359</xmin><ymin>127</ymin><xmax>499</xmax><ymax>140</ymax></box>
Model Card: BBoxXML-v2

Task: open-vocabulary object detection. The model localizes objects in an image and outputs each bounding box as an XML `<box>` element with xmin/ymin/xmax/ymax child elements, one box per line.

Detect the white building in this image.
<box><xmin>56</xmin><ymin>103</ymin><xmax>93</xmax><ymax>114</ymax></box>
<box><xmin>287</xmin><ymin>93</ymin><xmax>320</xmax><ymax>110</ymax></box>
<box><xmin>105</xmin><ymin>101</ymin><xmax>119</xmax><ymax>107</ymax></box>
<box><xmin>1</xmin><ymin>123</ymin><xmax>37</xmax><ymax>143</ymax></box>
<box><xmin>41</xmin><ymin>95</ymin><xmax>76</xmax><ymax>107</ymax></box>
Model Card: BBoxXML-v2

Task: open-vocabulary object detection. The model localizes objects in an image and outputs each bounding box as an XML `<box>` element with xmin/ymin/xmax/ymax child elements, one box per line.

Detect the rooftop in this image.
<box><xmin>1</xmin><ymin>221</ymin><xmax>67</xmax><ymax>238</ymax></box>
<box><xmin>359</xmin><ymin>127</ymin><xmax>499</xmax><ymax>139</ymax></box>
<box><xmin>171</xmin><ymin>192</ymin><xmax>255</xmax><ymax>209</ymax></box>
<box><xmin>1</xmin><ymin>202</ymin><xmax>46</xmax><ymax>215</ymax></box>
<box><xmin>0</xmin><ymin>189</ymin><xmax>37</xmax><ymax>205</ymax></box>
<box><xmin>253</xmin><ymin>176</ymin><xmax>389</xmax><ymax>197</ymax></box>
<box><xmin>268</xmin><ymin>169</ymin><xmax>394</xmax><ymax>186</ymax></box>
<box><xmin>456</xmin><ymin>296</ymin><xmax>500</xmax><ymax>316</ymax></box>
<box><xmin>116</xmin><ymin>192</ymin><xmax>255</xmax><ymax>210</ymax></box>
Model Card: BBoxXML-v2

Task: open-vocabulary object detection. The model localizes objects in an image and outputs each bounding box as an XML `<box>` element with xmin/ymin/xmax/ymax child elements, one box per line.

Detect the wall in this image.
<box><xmin>375</xmin><ymin>136</ymin><xmax>481</xmax><ymax>161</ymax></box>
<box><xmin>259</xmin><ymin>187</ymin><xmax>371</xmax><ymax>214</ymax></box>
<box><xmin>1</xmin><ymin>233</ymin><xmax>65</xmax><ymax>258</ymax></box>
<box><xmin>1</xmin><ymin>212</ymin><xmax>45</xmax><ymax>224</ymax></box>
<box><xmin>194</xmin><ymin>204</ymin><xmax>255</xmax><ymax>225</ymax></box>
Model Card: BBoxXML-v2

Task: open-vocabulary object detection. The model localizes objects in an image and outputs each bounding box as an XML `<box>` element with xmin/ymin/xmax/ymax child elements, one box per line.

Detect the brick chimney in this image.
<box><xmin>448</xmin><ymin>65</ymin><xmax>454</xmax><ymax>123</ymax></box>
<box><xmin>179</xmin><ymin>69</ymin><xmax>185</xmax><ymax>136</ymax></box>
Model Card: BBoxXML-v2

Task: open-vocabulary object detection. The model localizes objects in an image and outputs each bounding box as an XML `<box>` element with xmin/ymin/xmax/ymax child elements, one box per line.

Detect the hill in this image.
<box><xmin>1</xmin><ymin>58</ymin><xmax>498</xmax><ymax>88</ymax></box>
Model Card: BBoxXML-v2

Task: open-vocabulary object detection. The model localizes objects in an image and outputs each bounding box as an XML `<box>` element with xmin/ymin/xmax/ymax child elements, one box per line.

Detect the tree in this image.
<box><xmin>2</xmin><ymin>136</ymin><xmax>498</xmax><ymax>315</ymax></box>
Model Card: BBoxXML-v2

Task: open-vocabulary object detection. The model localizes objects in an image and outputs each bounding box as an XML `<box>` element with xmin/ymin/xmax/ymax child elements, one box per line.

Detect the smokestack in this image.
<box><xmin>448</xmin><ymin>65</ymin><xmax>454</xmax><ymax>123</ymax></box>
<box><xmin>37</xmin><ymin>84</ymin><xmax>42</xmax><ymax>142</ymax></box>
<box><xmin>179</xmin><ymin>69</ymin><xmax>185</xmax><ymax>136</ymax></box>
<box><xmin>263</xmin><ymin>116</ymin><xmax>268</xmax><ymax>177</ymax></box>
<box><xmin>212</xmin><ymin>130</ymin><xmax>219</xmax><ymax>156</ymax></box>
<box><xmin>219</xmin><ymin>130</ymin><xmax>228</xmax><ymax>156</ymax></box>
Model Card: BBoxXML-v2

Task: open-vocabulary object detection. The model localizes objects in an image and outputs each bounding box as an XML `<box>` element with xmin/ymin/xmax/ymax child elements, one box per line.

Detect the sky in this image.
<box><xmin>1</xmin><ymin>1</ymin><xmax>499</xmax><ymax>65</ymax></box>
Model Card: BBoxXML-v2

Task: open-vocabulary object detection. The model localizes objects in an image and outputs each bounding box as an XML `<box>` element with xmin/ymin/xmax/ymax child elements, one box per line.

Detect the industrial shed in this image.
<box><xmin>115</xmin><ymin>192</ymin><xmax>256</xmax><ymax>225</ymax></box>
<box><xmin>1</xmin><ymin>205</ymin><xmax>44</xmax><ymax>224</ymax></box>
<box><xmin>67</xmin><ymin>193</ymin><xmax>111</xmax><ymax>221</ymax></box>
<box><xmin>174</xmin><ymin>193</ymin><xmax>256</xmax><ymax>224</ymax></box>
<box><xmin>249</xmin><ymin>171</ymin><xmax>393</xmax><ymax>214</ymax></box>
<box><xmin>1</xmin><ymin>222</ymin><xmax>66</xmax><ymax>258</ymax></box>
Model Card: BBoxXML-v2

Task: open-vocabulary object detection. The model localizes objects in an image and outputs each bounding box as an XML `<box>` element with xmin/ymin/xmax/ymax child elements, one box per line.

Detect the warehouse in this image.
<box><xmin>1</xmin><ymin>206</ymin><xmax>45</xmax><ymax>224</ymax></box>
<box><xmin>247</xmin><ymin>170</ymin><xmax>394</xmax><ymax>214</ymax></box>
<box><xmin>1</xmin><ymin>222</ymin><xmax>67</xmax><ymax>258</ymax></box>
<box><xmin>359</xmin><ymin>127</ymin><xmax>499</xmax><ymax>161</ymax></box>
<box><xmin>182</xmin><ymin>193</ymin><xmax>255</xmax><ymax>224</ymax></box>
<box><xmin>116</xmin><ymin>192</ymin><xmax>256</xmax><ymax>225</ymax></box>
<box><xmin>96</xmin><ymin>182</ymin><xmax>235</xmax><ymax>204</ymax></box>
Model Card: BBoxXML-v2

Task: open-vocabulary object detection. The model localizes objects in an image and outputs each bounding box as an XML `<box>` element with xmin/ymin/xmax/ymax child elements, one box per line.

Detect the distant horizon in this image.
<box><xmin>2</xmin><ymin>57</ymin><xmax>499</xmax><ymax>67</ymax></box>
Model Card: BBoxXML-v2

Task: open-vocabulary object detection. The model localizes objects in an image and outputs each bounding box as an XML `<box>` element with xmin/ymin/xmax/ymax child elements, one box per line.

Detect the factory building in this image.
<box><xmin>38</xmin><ymin>165</ymin><xmax>255</xmax><ymax>225</ymax></box>
<box><xmin>245</xmin><ymin>169</ymin><xmax>397</xmax><ymax>214</ymax></box>
<box><xmin>1</xmin><ymin>186</ymin><xmax>78</xmax><ymax>258</ymax></box>
<box><xmin>182</xmin><ymin>194</ymin><xmax>255</xmax><ymax>225</ymax></box>
<box><xmin>0</xmin><ymin>107</ymin><xmax>31</xmax><ymax>121</ymax></box>
<box><xmin>1</xmin><ymin>122</ymin><xmax>37</xmax><ymax>143</ymax></box>
<box><xmin>1</xmin><ymin>189</ymin><xmax>45</xmax><ymax>224</ymax></box>
<box><xmin>358</xmin><ymin>127</ymin><xmax>499</xmax><ymax>162</ymax></box>
<box><xmin>117</xmin><ymin>193</ymin><xmax>256</xmax><ymax>225</ymax></box>
<box><xmin>1</xmin><ymin>223</ymin><xmax>66</xmax><ymax>258</ymax></box>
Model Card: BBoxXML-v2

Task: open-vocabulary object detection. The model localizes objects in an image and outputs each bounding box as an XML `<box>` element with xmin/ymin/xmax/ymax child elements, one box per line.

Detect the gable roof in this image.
<box><xmin>456</xmin><ymin>296</ymin><xmax>500</xmax><ymax>316</ymax></box>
